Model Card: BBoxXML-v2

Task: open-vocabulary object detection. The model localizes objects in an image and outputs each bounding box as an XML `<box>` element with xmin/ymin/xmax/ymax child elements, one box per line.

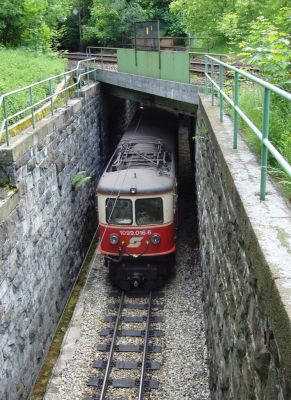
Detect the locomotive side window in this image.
<box><xmin>106</xmin><ymin>198</ymin><xmax>132</xmax><ymax>225</ymax></box>
<box><xmin>136</xmin><ymin>198</ymin><xmax>163</xmax><ymax>225</ymax></box>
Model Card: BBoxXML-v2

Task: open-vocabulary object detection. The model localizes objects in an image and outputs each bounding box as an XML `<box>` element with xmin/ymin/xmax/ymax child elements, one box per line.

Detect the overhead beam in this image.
<box><xmin>95</xmin><ymin>69</ymin><xmax>202</xmax><ymax>106</ymax></box>
<box><xmin>102</xmin><ymin>84</ymin><xmax>198</xmax><ymax>116</ymax></box>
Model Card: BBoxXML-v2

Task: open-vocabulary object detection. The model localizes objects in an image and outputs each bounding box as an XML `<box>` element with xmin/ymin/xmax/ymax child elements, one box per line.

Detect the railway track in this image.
<box><xmin>86</xmin><ymin>290</ymin><xmax>164</xmax><ymax>399</ymax></box>
<box><xmin>62</xmin><ymin>52</ymin><xmax>219</xmax><ymax>74</ymax></box>
<box><xmin>63</xmin><ymin>52</ymin><xmax>258</xmax><ymax>75</ymax></box>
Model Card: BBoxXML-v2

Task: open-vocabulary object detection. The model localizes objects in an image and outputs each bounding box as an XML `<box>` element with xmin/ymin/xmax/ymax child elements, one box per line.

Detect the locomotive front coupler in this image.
<box><xmin>127</xmin><ymin>273</ymin><xmax>145</xmax><ymax>288</ymax></box>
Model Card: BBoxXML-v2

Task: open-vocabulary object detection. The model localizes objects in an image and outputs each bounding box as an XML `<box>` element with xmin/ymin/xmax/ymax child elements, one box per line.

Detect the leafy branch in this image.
<box><xmin>71</xmin><ymin>171</ymin><xmax>91</xmax><ymax>190</ymax></box>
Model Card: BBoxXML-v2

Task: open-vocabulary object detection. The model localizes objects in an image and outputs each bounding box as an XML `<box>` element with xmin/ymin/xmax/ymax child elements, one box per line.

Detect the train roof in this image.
<box><xmin>97</xmin><ymin>108</ymin><xmax>177</xmax><ymax>195</ymax></box>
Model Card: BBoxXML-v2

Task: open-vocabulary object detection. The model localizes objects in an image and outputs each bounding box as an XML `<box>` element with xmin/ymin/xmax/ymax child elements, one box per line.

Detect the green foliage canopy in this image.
<box><xmin>0</xmin><ymin>0</ymin><xmax>72</xmax><ymax>49</ymax></box>
<box><xmin>240</xmin><ymin>14</ymin><xmax>291</xmax><ymax>87</ymax></box>
<box><xmin>170</xmin><ymin>0</ymin><xmax>290</xmax><ymax>42</ymax></box>
<box><xmin>83</xmin><ymin>0</ymin><xmax>147</xmax><ymax>45</ymax></box>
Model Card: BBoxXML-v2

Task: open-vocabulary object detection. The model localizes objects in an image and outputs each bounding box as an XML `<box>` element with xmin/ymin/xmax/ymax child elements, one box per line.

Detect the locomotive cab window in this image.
<box><xmin>136</xmin><ymin>198</ymin><xmax>163</xmax><ymax>225</ymax></box>
<box><xmin>106</xmin><ymin>198</ymin><xmax>132</xmax><ymax>225</ymax></box>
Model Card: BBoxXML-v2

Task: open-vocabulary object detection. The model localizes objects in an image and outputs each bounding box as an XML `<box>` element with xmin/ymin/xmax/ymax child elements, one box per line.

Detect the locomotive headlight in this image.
<box><xmin>151</xmin><ymin>233</ymin><xmax>160</xmax><ymax>245</ymax></box>
<box><xmin>109</xmin><ymin>233</ymin><xmax>119</xmax><ymax>245</ymax></box>
<box><xmin>130</xmin><ymin>187</ymin><xmax>137</xmax><ymax>194</ymax></box>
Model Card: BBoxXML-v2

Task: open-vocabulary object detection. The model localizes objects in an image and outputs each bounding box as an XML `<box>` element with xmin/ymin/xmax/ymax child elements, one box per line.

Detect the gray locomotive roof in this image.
<box><xmin>97</xmin><ymin>167</ymin><xmax>174</xmax><ymax>194</ymax></box>
<box><xmin>97</xmin><ymin>108</ymin><xmax>177</xmax><ymax>195</ymax></box>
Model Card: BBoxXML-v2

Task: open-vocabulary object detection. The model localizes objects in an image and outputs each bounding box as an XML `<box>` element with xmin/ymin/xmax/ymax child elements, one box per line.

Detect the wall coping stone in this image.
<box><xmin>0</xmin><ymin>82</ymin><xmax>99</xmax><ymax>217</ymax></box>
<box><xmin>199</xmin><ymin>94</ymin><xmax>291</xmax><ymax>383</ymax></box>
<box><xmin>0</xmin><ymin>189</ymin><xmax>19</xmax><ymax>219</ymax></box>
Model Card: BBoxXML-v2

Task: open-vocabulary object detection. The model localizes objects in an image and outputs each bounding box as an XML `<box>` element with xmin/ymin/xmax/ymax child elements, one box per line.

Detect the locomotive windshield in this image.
<box><xmin>106</xmin><ymin>198</ymin><xmax>132</xmax><ymax>225</ymax></box>
<box><xmin>136</xmin><ymin>198</ymin><xmax>163</xmax><ymax>225</ymax></box>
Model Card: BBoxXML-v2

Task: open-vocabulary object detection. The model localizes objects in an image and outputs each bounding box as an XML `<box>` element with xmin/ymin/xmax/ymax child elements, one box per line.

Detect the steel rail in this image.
<box><xmin>99</xmin><ymin>290</ymin><xmax>125</xmax><ymax>400</ymax></box>
<box><xmin>138</xmin><ymin>290</ymin><xmax>153</xmax><ymax>400</ymax></box>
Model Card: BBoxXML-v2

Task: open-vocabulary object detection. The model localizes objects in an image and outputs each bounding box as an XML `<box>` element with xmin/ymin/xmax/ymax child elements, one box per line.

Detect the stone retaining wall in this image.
<box><xmin>196</xmin><ymin>96</ymin><xmax>291</xmax><ymax>399</ymax></box>
<box><xmin>0</xmin><ymin>83</ymin><xmax>136</xmax><ymax>399</ymax></box>
<box><xmin>0</xmin><ymin>83</ymin><xmax>104</xmax><ymax>399</ymax></box>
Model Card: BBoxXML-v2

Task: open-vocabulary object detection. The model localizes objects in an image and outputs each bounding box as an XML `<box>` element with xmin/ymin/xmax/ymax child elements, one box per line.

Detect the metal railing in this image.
<box><xmin>87</xmin><ymin>36</ymin><xmax>213</xmax><ymax>53</ymax></box>
<box><xmin>131</xmin><ymin>36</ymin><xmax>213</xmax><ymax>52</ymax></box>
<box><xmin>0</xmin><ymin>58</ymin><xmax>99</xmax><ymax>146</ymax></box>
<box><xmin>204</xmin><ymin>55</ymin><xmax>291</xmax><ymax>200</ymax></box>
<box><xmin>86</xmin><ymin>47</ymin><xmax>118</xmax><ymax>64</ymax></box>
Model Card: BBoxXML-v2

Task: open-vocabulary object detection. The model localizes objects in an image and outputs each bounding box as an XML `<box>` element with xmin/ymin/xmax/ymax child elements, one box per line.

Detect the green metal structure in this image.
<box><xmin>117</xmin><ymin>49</ymin><xmax>189</xmax><ymax>83</ymax></box>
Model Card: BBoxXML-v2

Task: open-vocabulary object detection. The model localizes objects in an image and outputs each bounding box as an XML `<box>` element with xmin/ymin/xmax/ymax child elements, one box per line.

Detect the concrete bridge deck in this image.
<box><xmin>95</xmin><ymin>69</ymin><xmax>202</xmax><ymax>114</ymax></box>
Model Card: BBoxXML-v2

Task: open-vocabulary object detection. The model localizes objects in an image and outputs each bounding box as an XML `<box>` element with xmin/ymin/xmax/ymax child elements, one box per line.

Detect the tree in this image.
<box><xmin>169</xmin><ymin>0</ymin><xmax>291</xmax><ymax>46</ymax></box>
<box><xmin>239</xmin><ymin>14</ymin><xmax>291</xmax><ymax>87</ymax></box>
<box><xmin>0</xmin><ymin>0</ymin><xmax>72</xmax><ymax>49</ymax></box>
<box><xmin>0</xmin><ymin>0</ymin><xmax>25</xmax><ymax>46</ymax></box>
<box><xmin>83</xmin><ymin>0</ymin><xmax>147</xmax><ymax>45</ymax></box>
<box><xmin>170</xmin><ymin>0</ymin><xmax>234</xmax><ymax>37</ymax></box>
<box><xmin>61</xmin><ymin>0</ymin><xmax>93</xmax><ymax>51</ymax></box>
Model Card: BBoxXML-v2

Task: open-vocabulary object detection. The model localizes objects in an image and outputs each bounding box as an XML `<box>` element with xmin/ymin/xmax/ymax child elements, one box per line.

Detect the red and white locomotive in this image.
<box><xmin>97</xmin><ymin>107</ymin><xmax>178</xmax><ymax>290</ymax></box>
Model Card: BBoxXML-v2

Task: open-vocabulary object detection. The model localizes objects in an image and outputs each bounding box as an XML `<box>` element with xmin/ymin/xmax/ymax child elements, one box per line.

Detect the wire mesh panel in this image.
<box><xmin>134</xmin><ymin>21</ymin><xmax>167</xmax><ymax>51</ymax></box>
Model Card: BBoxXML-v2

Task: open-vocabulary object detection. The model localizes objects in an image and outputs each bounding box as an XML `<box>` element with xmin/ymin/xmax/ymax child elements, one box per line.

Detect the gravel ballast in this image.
<box><xmin>43</xmin><ymin>123</ymin><xmax>210</xmax><ymax>400</ymax></box>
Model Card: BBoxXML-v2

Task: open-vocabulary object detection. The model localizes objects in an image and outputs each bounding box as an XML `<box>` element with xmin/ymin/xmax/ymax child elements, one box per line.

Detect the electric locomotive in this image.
<box><xmin>97</xmin><ymin>107</ymin><xmax>178</xmax><ymax>290</ymax></box>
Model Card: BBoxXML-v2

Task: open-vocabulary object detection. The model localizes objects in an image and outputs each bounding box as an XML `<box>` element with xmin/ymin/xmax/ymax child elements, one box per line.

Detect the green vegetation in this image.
<box><xmin>71</xmin><ymin>171</ymin><xmax>91</xmax><ymax>189</ymax></box>
<box><xmin>0</xmin><ymin>0</ymin><xmax>71</xmax><ymax>49</ymax></box>
<box><xmin>0</xmin><ymin>0</ymin><xmax>185</xmax><ymax>51</ymax></box>
<box><xmin>82</xmin><ymin>0</ymin><xmax>185</xmax><ymax>47</ymax></box>
<box><xmin>239</xmin><ymin>14</ymin><xmax>291</xmax><ymax>88</ymax></box>
<box><xmin>0</xmin><ymin>48</ymin><xmax>66</xmax><ymax>129</ymax></box>
<box><xmin>236</xmin><ymin>85</ymin><xmax>291</xmax><ymax>196</ymax></box>
<box><xmin>0</xmin><ymin>48</ymin><xmax>66</xmax><ymax>93</ymax></box>
<box><xmin>169</xmin><ymin>0</ymin><xmax>291</xmax><ymax>50</ymax></box>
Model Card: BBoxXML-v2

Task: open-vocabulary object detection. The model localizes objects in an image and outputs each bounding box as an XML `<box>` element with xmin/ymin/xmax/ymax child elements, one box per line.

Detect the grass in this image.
<box><xmin>0</xmin><ymin>48</ymin><xmax>67</xmax><ymax>138</ymax></box>
<box><xmin>0</xmin><ymin>48</ymin><xmax>66</xmax><ymax>93</ymax></box>
<box><xmin>223</xmin><ymin>81</ymin><xmax>291</xmax><ymax>198</ymax></box>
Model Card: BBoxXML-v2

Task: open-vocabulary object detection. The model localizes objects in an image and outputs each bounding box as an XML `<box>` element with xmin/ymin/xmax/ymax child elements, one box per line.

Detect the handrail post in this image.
<box><xmin>94</xmin><ymin>58</ymin><xmax>97</xmax><ymax>81</ymax></box>
<box><xmin>3</xmin><ymin>97</ymin><xmax>9</xmax><ymax>146</ymax></box>
<box><xmin>188</xmin><ymin>53</ymin><xmax>190</xmax><ymax>83</ymax></box>
<box><xmin>233</xmin><ymin>71</ymin><xmax>239</xmax><ymax>149</ymax></box>
<box><xmin>219</xmin><ymin>64</ymin><xmax>224</xmax><ymax>122</ymax></box>
<box><xmin>86</xmin><ymin>59</ymin><xmax>89</xmax><ymax>84</ymax></box>
<box><xmin>260</xmin><ymin>88</ymin><xmax>270</xmax><ymax>200</ymax></box>
<box><xmin>64</xmin><ymin>74</ymin><xmax>68</xmax><ymax>106</ymax></box>
<box><xmin>211</xmin><ymin>59</ymin><xmax>214</xmax><ymax>106</ymax></box>
<box><xmin>158</xmin><ymin>20</ymin><xmax>161</xmax><ymax>73</ymax></box>
<box><xmin>49</xmin><ymin>79</ymin><xmax>54</xmax><ymax>115</ymax></box>
<box><xmin>77</xmin><ymin>63</ymin><xmax>81</xmax><ymax>96</ymax></box>
<box><xmin>101</xmin><ymin>48</ymin><xmax>103</xmax><ymax>69</ymax></box>
<box><xmin>29</xmin><ymin>87</ymin><xmax>35</xmax><ymax>128</ymax></box>
<box><xmin>204</xmin><ymin>56</ymin><xmax>208</xmax><ymax>95</ymax></box>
